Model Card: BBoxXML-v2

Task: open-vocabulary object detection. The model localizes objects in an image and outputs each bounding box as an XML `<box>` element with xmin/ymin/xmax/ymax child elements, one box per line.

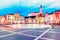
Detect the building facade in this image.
<box><xmin>0</xmin><ymin>16</ymin><xmax>5</xmax><ymax>24</ymax></box>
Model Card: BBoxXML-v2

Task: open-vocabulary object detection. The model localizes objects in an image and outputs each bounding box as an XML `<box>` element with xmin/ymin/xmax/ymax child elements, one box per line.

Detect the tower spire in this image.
<box><xmin>40</xmin><ymin>5</ymin><xmax>42</xmax><ymax>14</ymax></box>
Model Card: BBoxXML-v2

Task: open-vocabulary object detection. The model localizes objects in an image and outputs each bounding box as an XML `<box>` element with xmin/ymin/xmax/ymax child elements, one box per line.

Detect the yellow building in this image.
<box><xmin>14</xmin><ymin>13</ymin><xmax>24</xmax><ymax>24</ymax></box>
<box><xmin>19</xmin><ymin>16</ymin><xmax>25</xmax><ymax>24</ymax></box>
<box><xmin>35</xmin><ymin>16</ymin><xmax>40</xmax><ymax>23</ymax></box>
<box><xmin>35</xmin><ymin>16</ymin><xmax>45</xmax><ymax>23</ymax></box>
<box><xmin>27</xmin><ymin>18</ymin><xmax>33</xmax><ymax>24</ymax></box>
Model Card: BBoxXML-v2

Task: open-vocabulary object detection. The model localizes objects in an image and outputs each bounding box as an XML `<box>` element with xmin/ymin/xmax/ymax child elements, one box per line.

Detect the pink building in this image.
<box><xmin>4</xmin><ymin>14</ymin><xmax>14</xmax><ymax>24</ymax></box>
<box><xmin>25</xmin><ymin>16</ymin><xmax>33</xmax><ymax>24</ymax></box>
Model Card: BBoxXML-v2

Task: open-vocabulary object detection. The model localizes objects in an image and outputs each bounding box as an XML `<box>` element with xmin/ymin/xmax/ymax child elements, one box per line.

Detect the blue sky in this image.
<box><xmin>0</xmin><ymin>0</ymin><xmax>60</xmax><ymax>17</ymax></box>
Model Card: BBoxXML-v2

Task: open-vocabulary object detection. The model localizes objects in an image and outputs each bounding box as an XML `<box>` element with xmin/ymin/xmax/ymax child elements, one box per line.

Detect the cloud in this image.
<box><xmin>43</xmin><ymin>0</ymin><xmax>60</xmax><ymax>9</ymax></box>
<box><xmin>0</xmin><ymin>0</ymin><xmax>60</xmax><ymax>9</ymax></box>
<box><xmin>0</xmin><ymin>0</ymin><xmax>22</xmax><ymax>9</ymax></box>
<box><xmin>0</xmin><ymin>0</ymin><xmax>41</xmax><ymax>8</ymax></box>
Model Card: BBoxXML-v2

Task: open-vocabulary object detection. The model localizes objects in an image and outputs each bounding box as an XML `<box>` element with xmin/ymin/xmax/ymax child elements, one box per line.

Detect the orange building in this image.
<box><xmin>0</xmin><ymin>16</ymin><xmax>5</xmax><ymax>24</ymax></box>
<box><xmin>14</xmin><ymin>13</ymin><xmax>20</xmax><ymax>24</ymax></box>
<box><xmin>14</xmin><ymin>13</ymin><xmax>20</xmax><ymax>20</ymax></box>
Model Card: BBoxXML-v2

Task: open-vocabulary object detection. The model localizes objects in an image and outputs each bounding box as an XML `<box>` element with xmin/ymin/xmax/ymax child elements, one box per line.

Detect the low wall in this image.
<box><xmin>4</xmin><ymin>24</ymin><xmax>51</xmax><ymax>29</ymax></box>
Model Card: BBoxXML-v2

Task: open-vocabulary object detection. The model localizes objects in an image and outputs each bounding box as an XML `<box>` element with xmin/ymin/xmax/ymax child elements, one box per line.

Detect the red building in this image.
<box><xmin>53</xmin><ymin>10</ymin><xmax>60</xmax><ymax>24</ymax></box>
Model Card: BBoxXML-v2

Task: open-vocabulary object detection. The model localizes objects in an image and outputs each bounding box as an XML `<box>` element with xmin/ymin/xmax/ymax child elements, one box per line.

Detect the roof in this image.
<box><xmin>37</xmin><ymin>14</ymin><xmax>45</xmax><ymax>17</ymax></box>
<box><xmin>25</xmin><ymin>16</ymin><xmax>36</xmax><ymax>19</ymax></box>
<box><xmin>55</xmin><ymin>10</ymin><xmax>60</xmax><ymax>12</ymax></box>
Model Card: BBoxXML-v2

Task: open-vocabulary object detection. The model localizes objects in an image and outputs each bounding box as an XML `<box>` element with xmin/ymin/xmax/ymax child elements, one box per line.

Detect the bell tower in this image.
<box><xmin>40</xmin><ymin>5</ymin><xmax>42</xmax><ymax>14</ymax></box>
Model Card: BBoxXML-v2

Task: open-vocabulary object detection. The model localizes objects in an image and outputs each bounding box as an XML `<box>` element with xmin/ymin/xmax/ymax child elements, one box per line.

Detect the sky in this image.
<box><xmin>0</xmin><ymin>0</ymin><xmax>60</xmax><ymax>17</ymax></box>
